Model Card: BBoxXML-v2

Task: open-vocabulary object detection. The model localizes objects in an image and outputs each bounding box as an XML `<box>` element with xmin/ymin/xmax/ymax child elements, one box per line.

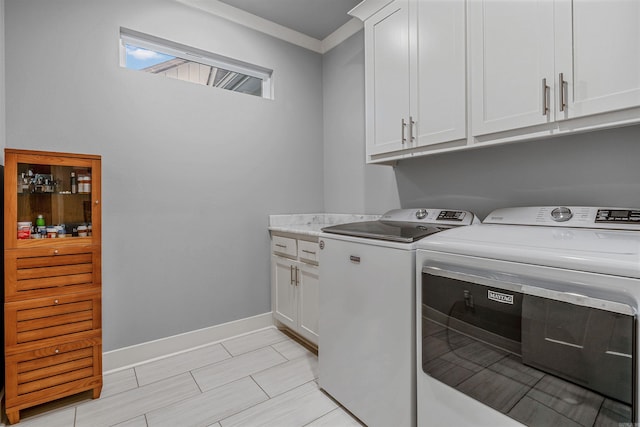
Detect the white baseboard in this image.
<box><xmin>103</xmin><ymin>312</ymin><xmax>273</xmax><ymax>373</ymax></box>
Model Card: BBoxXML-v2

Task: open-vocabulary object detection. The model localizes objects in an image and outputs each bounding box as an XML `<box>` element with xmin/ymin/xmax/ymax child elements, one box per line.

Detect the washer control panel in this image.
<box><xmin>437</xmin><ymin>210</ymin><xmax>467</xmax><ymax>221</ymax></box>
<box><xmin>380</xmin><ymin>209</ymin><xmax>477</xmax><ymax>226</ymax></box>
<box><xmin>596</xmin><ymin>209</ymin><xmax>640</xmax><ymax>223</ymax></box>
<box><xmin>485</xmin><ymin>206</ymin><xmax>640</xmax><ymax>230</ymax></box>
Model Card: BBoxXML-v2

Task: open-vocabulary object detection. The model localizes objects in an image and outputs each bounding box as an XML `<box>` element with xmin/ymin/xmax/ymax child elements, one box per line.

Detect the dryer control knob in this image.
<box><xmin>416</xmin><ymin>209</ymin><xmax>428</xmax><ymax>219</ymax></box>
<box><xmin>551</xmin><ymin>207</ymin><xmax>573</xmax><ymax>222</ymax></box>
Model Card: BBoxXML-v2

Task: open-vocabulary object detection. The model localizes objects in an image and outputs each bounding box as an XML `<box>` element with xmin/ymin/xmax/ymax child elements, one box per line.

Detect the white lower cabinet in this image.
<box><xmin>271</xmin><ymin>235</ymin><xmax>319</xmax><ymax>345</ymax></box>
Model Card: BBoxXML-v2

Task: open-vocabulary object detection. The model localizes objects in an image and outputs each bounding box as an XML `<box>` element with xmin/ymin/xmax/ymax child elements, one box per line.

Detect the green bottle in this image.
<box><xmin>36</xmin><ymin>214</ymin><xmax>45</xmax><ymax>227</ymax></box>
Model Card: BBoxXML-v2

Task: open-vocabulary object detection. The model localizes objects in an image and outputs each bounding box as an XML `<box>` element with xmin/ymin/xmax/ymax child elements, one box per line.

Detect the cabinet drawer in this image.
<box><xmin>5</xmin><ymin>245</ymin><xmax>101</xmax><ymax>301</ymax></box>
<box><xmin>298</xmin><ymin>240</ymin><xmax>319</xmax><ymax>264</ymax></box>
<box><xmin>5</xmin><ymin>292</ymin><xmax>101</xmax><ymax>348</ymax></box>
<box><xmin>6</xmin><ymin>337</ymin><xmax>101</xmax><ymax>405</ymax></box>
<box><xmin>272</xmin><ymin>236</ymin><xmax>297</xmax><ymax>258</ymax></box>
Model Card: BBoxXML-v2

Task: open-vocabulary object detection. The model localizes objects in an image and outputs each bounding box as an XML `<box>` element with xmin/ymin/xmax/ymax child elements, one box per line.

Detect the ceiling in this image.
<box><xmin>216</xmin><ymin>0</ymin><xmax>362</xmax><ymax>40</ymax></box>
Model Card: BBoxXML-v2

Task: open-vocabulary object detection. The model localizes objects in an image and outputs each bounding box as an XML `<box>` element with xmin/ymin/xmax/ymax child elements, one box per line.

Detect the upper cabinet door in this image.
<box><xmin>365</xmin><ymin>0</ymin><xmax>411</xmax><ymax>156</ymax></box>
<box><xmin>555</xmin><ymin>0</ymin><xmax>640</xmax><ymax>120</ymax></box>
<box><xmin>412</xmin><ymin>0</ymin><xmax>466</xmax><ymax>146</ymax></box>
<box><xmin>470</xmin><ymin>0</ymin><xmax>555</xmax><ymax>136</ymax></box>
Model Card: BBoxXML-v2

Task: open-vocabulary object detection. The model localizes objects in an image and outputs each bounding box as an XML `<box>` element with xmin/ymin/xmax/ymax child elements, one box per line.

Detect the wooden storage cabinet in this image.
<box><xmin>4</xmin><ymin>149</ymin><xmax>102</xmax><ymax>424</ymax></box>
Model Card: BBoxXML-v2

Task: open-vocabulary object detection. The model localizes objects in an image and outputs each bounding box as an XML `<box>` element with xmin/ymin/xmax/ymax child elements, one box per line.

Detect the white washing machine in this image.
<box><xmin>318</xmin><ymin>208</ymin><xmax>478</xmax><ymax>427</ymax></box>
<box><xmin>416</xmin><ymin>206</ymin><xmax>640</xmax><ymax>427</ymax></box>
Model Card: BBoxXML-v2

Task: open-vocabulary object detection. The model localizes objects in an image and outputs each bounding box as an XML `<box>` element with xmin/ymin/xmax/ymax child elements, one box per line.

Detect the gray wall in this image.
<box><xmin>5</xmin><ymin>0</ymin><xmax>324</xmax><ymax>351</ymax></box>
<box><xmin>322</xmin><ymin>31</ymin><xmax>399</xmax><ymax>214</ymax></box>
<box><xmin>321</xmin><ymin>30</ymin><xmax>640</xmax><ymax>220</ymax></box>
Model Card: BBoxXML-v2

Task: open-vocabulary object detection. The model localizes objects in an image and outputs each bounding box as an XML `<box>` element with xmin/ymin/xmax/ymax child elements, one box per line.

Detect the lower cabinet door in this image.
<box><xmin>272</xmin><ymin>255</ymin><xmax>297</xmax><ymax>330</ymax></box>
<box><xmin>5</xmin><ymin>335</ymin><xmax>102</xmax><ymax>411</ymax></box>
<box><xmin>297</xmin><ymin>264</ymin><xmax>319</xmax><ymax>345</ymax></box>
<box><xmin>5</xmin><ymin>291</ymin><xmax>101</xmax><ymax>347</ymax></box>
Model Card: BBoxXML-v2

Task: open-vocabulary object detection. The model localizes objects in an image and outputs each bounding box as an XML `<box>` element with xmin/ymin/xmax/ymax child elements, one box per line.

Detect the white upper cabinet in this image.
<box><xmin>555</xmin><ymin>0</ymin><xmax>640</xmax><ymax>120</ymax></box>
<box><xmin>357</xmin><ymin>0</ymin><xmax>466</xmax><ymax>163</ymax></box>
<box><xmin>471</xmin><ymin>0</ymin><xmax>640</xmax><ymax>137</ymax></box>
<box><xmin>412</xmin><ymin>0</ymin><xmax>466</xmax><ymax>147</ymax></box>
<box><xmin>470</xmin><ymin>0</ymin><xmax>555</xmax><ymax>135</ymax></box>
<box><xmin>365</xmin><ymin>0</ymin><xmax>411</xmax><ymax>156</ymax></box>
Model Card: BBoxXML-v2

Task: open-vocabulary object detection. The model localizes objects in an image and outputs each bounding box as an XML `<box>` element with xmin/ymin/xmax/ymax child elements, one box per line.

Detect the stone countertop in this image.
<box><xmin>269</xmin><ymin>213</ymin><xmax>381</xmax><ymax>237</ymax></box>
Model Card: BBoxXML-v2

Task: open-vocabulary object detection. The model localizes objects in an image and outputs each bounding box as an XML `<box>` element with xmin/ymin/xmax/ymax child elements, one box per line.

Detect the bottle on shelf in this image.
<box><xmin>35</xmin><ymin>214</ymin><xmax>46</xmax><ymax>237</ymax></box>
<box><xmin>71</xmin><ymin>172</ymin><xmax>77</xmax><ymax>194</ymax></box>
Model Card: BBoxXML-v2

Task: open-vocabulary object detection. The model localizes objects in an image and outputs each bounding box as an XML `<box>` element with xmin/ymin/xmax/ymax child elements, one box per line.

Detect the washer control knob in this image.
<box><xmin>416</xmin><ymin>209</ymin><xmax>428</xmax><ymax>220</ymax></box>
<box><xmin>551</xmin><ymin>207</ymin><xmax>573</xmax><ymax>222</ymax></box>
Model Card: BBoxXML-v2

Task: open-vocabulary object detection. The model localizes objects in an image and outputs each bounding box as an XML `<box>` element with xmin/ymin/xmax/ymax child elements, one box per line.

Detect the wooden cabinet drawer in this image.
<box><xmin>272</xmin><ymin>236</ymin><xmax>297</xmax><ymax>258</ymax></box>
<box><xmin>5</xmin><ymin>337</ymin><xmax>102</xmax><ymax>408</ymax></box>
<box><xmin>5</xmin><ymin>245</ymin><xmax>101</xmax><ymax>301</ymax></box>
<box><xmin>298</xmin><ymin>240</ymin><xmax>319</xmax><ymax>264</ymax></box>
<box><xmin>5</xmin><ymin>291</ymin><xmax>101</xmax><ymax>348</ymax></box>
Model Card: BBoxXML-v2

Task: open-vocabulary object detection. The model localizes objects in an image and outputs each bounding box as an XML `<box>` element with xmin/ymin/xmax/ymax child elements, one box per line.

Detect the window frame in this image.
<box><xmin>119</xmin><ymin>28</ymin><xmax>273</xmax><ymax>99</ymax></box>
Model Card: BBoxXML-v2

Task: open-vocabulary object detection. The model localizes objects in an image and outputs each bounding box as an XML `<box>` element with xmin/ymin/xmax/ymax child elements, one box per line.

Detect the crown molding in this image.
<box><xmin>176</xmin><ymin>0</ymin><xmax>362</xmax><ymax>54</ymax></box>
<box><xmin>321</xmin><ymin>18</ymin><xmax>363</xmax><ymax>54</ymax></box>
<box><xmin>348</xmin><ymin>0</ymin><xmax>394</xmax><ymax>21</ymax></box>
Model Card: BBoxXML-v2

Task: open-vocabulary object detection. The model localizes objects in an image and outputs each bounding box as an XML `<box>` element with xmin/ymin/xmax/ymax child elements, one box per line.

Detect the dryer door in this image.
<box><xmin>421</xmin><ymin>261</ymin><xmax>636</xmax><ymax>426</ymax></box>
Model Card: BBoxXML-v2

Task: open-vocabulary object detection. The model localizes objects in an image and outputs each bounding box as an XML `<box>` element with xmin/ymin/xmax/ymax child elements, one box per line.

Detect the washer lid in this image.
<box><xmin>321</xmin><ymin>221</ymin><xmax>446</xmax><ymax>243</ymax></box>
<box><xmin>418</xmin><ymin>224</ymin><xmax>640</xmax><ymax>279</ymax></box>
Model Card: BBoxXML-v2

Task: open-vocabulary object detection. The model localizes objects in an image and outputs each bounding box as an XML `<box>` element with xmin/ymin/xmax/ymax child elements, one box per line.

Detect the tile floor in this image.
<box><xmin>2</xmin><ymin>328</ymin><xmax>364</xmax><ymax>427</ymax></box>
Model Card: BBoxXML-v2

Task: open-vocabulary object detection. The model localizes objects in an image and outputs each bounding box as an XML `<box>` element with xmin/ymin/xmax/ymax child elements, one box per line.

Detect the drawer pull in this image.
<box><xmin>350</xmin><ymin>255</ymin><xmax>361</xmax><ymax>264</ymax></box>
<box><xmin>275</xmin><ymin>244</ymin><xmax>287</xmax><ymax>249</ymax></box>
<box><xmin>302</xmin><ymin>250</ymin><xmax>316</xmax><ymax>255</ymax></box>
<box><xmin>54</xmin><ymin>299</ymin><xmax>59</xmax><ymax>304</ymax></box>
<box><xmin>54</xmin><ymin>349</ymin><xmax>59</xmax><ymax>354</ymax></box>
<box><xmin>53</xmin><ymin>249</ymin><xmax>59</xmax><ymax>255</ymax></box>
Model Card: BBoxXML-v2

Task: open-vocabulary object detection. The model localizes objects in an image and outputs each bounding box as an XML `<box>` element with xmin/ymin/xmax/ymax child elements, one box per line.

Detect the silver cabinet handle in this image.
<box><xmin>542</xmin><ymin>78</ymin><xmax>550</xmax><ymax>116</ymax></box>
<box><xmin>290</xmin><ymin>265</ymin><xmax>294</xmax><ymax>285</ymax></box>
<box><xmin>350</xmin><ymin>255</ymin><xmax>361</xmax><ymax>264</ymax></box>
<box><xmin>401</xmin><ymin>118</ymin><xmax>407</xmax><ymax>144</ymax></box>
<box><xmin>302</xmin><ymin>249</ymin><xmax>316</xmax><ymax>255</ymax></box>
<box><xmin>409</xmin><ymin>116</ymin><xmax>415</xmax><ymax>142</ymax></box>
<box><xmin>559</xmin><ymin>72</ymin><xmax>566</xmax><ymax>112</ymax></box>
<box><xmin>275</xmin><ymin>243</ymin><xmax>287</xmax><ymax>249</ymax></box>
<box><xmin>295</xmin><ymin>267</ymin><xmax>300</xmax><ymax>286</ymax></box>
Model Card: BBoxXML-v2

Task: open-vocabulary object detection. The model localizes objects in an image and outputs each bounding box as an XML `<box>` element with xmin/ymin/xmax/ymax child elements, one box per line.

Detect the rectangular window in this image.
<box><xmin>119</xmin><ymin>28</ymin><xmax>272</xmax><ymax>99</ymax></box>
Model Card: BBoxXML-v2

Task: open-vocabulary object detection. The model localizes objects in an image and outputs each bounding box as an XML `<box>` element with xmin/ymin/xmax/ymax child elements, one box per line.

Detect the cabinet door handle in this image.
<box><xmin>401</xmin><ymin>118</ymin><xmax>407</xmax><ymax>144</ymax></box>
<box><xmin>558</xmin><ymin>72</ymin><xmax>566</xmax><ymax>112</ymax></box>
<box><xmin>409</xmin><ymin>116</ymin><xmax>415</xmax><ymax>142</ymax></box>
<box><xmin>350</xmin><ymin>255</ymin><xmax>361</xmax><ymax>264</ymax></box>
<box><xmin>542</xmin><ymin>78</ymin><xmax>550</xmax><ymax>116</ymax></box>
<box><xmin>290</xmin><ymin>265</ymin><xmax>294</xmax><ymax>285</ymax></box>
<box><xmin>295</xmin><ymin>267</ymin><xmax>300</xmax><ymax>286</ymax></box>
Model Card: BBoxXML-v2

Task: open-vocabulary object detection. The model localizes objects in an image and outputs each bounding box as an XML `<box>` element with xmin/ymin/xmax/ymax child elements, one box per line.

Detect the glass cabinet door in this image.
<box><xmin>17</xmin><ymin>162</ymin><xmax>93</xmax><ymax>239</ymax></box>
<box><xmin>5</xmin><ymin>149</ymin><xmax>101</xmax><ymax>247</ymax></box>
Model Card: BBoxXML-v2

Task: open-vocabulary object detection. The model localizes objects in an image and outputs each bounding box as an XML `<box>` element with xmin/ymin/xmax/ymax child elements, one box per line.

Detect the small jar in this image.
<box><xmin>77</xmin><ymin>225</ymin><xmax>88</xmax><ymax>237</ymax></box>
<box><xmin>46</xmin><ymin>227</ymin><xmax>58</xmax><ymax>238</ymax></box>
<box><xmin>17</xmin><ymin>221</ymin><xmax>32</xmax><ymax>239</ymax></box>
<box><xmin>36</xmin><ymin>214</ymin><xmax>45</xmax><ymax>228</ymax></box>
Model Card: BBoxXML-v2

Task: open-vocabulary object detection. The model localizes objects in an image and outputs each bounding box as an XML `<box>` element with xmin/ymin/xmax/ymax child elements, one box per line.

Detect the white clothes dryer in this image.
<box><xmin>416</xmin><ymin>206</ymin><xmax>640</xmax><ymax>427</ymax></box>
